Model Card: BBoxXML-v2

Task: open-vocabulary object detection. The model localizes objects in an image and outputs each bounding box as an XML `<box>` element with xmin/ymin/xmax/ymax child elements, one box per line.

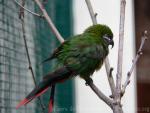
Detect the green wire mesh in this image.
<box><xmin>0</xmin><ymin>0</ymin><xmax>75</xmax><ymax>113</ymax></box>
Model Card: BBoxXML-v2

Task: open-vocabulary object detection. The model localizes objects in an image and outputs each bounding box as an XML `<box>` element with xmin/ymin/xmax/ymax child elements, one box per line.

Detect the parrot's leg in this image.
<box><xmin>85</xmin><ymin>77</ymin><xmax>93</xmax><ymax>86</ymax></box>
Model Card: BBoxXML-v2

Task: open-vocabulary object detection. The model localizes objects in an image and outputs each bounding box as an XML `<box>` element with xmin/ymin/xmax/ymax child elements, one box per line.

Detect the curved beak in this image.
<box><xmin>103</xmin><ymin>36</ymin><xmax>114</xmax><ymax>48</ymax></box>
<box><xmin>110</xmin><ymin>40</ymin><xmax>114</xmax><ymax>48</ymax></box>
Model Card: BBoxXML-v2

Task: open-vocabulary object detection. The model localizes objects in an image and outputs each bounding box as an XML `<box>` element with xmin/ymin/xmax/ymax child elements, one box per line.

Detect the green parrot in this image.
<box><xmin>16</xmin><ymin>24</ymin><xmax>114</xmax><ymax>112</ymax></box>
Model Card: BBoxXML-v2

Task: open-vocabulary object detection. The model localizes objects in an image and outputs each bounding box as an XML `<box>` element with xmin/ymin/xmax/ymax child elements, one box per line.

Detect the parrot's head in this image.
<box><xmin>84</xmin><ymin>24</ymin><xmax>114</xmax><ymax>48</ymax></box>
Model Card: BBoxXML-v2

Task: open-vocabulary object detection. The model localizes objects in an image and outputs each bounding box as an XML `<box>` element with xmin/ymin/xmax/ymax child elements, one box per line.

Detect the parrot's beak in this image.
<box><xmin>103</xmin><ymin>36</ymin><xmax>114</xmax><ymax>48</ymax></box>
<box><xmin>110</xmin><ymin>40</ymin><xmax>114</xmax><ymax>48</ymax></box>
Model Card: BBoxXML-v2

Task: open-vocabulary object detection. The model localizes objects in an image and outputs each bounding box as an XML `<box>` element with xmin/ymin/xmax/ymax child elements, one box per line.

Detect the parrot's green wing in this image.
<box><xmin>54</xmin><ymin>34</ymin><xmax>108</xmax><ymax>78</ymax></box>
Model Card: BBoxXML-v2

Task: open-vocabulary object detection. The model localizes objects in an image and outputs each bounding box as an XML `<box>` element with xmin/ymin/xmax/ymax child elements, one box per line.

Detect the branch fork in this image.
<box><xmin>14</xmin><ymin>0</ymin><xmax>44</xmax><ymax>18</ymax></box>
<box><xmin>85</xmin><ymin>78</ymin><xmax>114</xmax><ymax>109</ymax></box>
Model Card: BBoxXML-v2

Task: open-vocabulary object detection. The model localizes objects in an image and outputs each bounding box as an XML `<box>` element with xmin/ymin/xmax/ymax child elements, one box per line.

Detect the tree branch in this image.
<box><xmin>85</xmin><ymin>0</ymin><xmax>97</xmax><ymax>25</ymax></box>
<box><xmin>33</xmin><ymin>0</ymin><xmax>64</xmax><ymax>43</ymax></box>
<box><xmin>14</xmin><ymin>0</ymin><xmax>64</xmax><ymax>43</ymax></box>
<box><xmin>19</xmin><ymin>0</ymin><xmax>45</xmax><ymax>112</ymax></box>
<box><xmin>85</xmin><ymin>78</ymin><xmax>114</xmax><ymax>109</ymax></box>
<box><xmin>121</xmin><ymin>31</ymin><xmax>148</xmax><ymax>96</ymax></box>
<box><xmin>115</xmin><ymin>0</ymin><xmax>126</xmax><ymax>101</ymax></box>
<box><xmin>14</xmin><ymin>0</ymin><xmax>44</xmax><ymax>18</ymax></box>
<box><xmin>85</xmin><ymin>0</ymin><xmax>115</xmax><ymax>97</ymax></box>
<box><xmin>114</xmin><ymin>0</ymin><xmax>126</xmax><ymax>113</ymax></box>
<box><xmin>105</xmin><ymin>59</ymin><xmax>116</xmax><ymax>97</ymax></box>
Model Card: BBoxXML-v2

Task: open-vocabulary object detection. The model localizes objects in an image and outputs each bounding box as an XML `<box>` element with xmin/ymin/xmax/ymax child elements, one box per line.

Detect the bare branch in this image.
<box><xmin>115</xmin><ymin>0</ymin><xmax>126</xmax><ymax>101</ymax></box>
<box><xmin>19</xmin><ymin>0</ymin><xmax>45</xmax><ymax>112</ymax></box>
<box><xmin>105</xmin><ymin>58</ymin><xmax>116</xmax><ymax>97</ymax></box>
<box><xmin>121</xmin><ymin>31</ymin><xmax>148</xmax><ymax>96</ymax></box>
<box><xmin>14</xmin><ymin>0</ymin><xmax>44</xmax><ymax>18</ymax></box>
<box><xmin>85</xmin><ymin>0</ymin><xmax>115</xmax><ymax>96</ymax></box>
<box><xmin>113</xmin><ymin>0</ymin><xmax>126</xmax><ymax>113</ymax></box>
<box><xmin>109</xmin><ymin>68</ymin><xmax>115</xmax><ymax>98</ymax></box>
<box><xmin>85</xmin><ymin>0</ymin><xmax>97</xmax><ymax>25</ymax></box>
<box><xmin>20</xmin><ymin>0</ymin><xmax>36</xmax><ymax>91</ymax></box>
<box><xmin>85</xmin><ymin>78</ymin><xmax>114</xmax><ymax>109</ymax></box>
<box><xmin>33</xmin><ymin>0</ymin><xmax>64</xmax><ymax>43</ymax></box>
<box><xmin>14</xmin><ymin>0</ymin><xmax>64</xmax><ymax>43</ymax></box>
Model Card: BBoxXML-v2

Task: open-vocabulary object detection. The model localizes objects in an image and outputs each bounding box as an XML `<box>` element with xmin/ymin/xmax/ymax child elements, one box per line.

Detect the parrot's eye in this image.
<box><xmin>103</xmin><ymin>34</ymin><xmax>111</xmax><ymax>41</ymax></box>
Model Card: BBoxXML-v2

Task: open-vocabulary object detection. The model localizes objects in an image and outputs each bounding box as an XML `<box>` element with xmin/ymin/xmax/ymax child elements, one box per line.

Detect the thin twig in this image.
<box><xmin>85</xmin><ymin>0</ymin><xmax>97</xmax><ymax>25</ymax></box>
<box><xmin>85</xmin><ymin>0</ymin><xmax>115</xmax><ymax>97</ymax></box>
<box><xmin>14</xmin><ymin>0</ymin><xmax>44</xmax><ymax>18</ymax></box>
<box><xmin>105</xmin><ymin>59</ymin><xmax>116</xmax><ymax>97</ymax></box>
<box><xmin>16</xmin><ymin>0</ymin><xmax>65</xmax><ymax>43</ymax></box>
<box><xmin>85</xmin><ymin>78</ymin><xmax>114</xmax><ymax>109</ymax></box>
<box><xmin>115</xmin><ymin>0</ymin><xmax>126</xmax><ymax>101</ymax></box>
<box><xmin>20</xmin><ymin>1</ymin><xmax>37</xmax><ymax>87</ymax></box>
<box><xmin>19</xmin><ymin>0</ymin><xmax>45</xmax><ymax>112</ymax></box>
<box><xmin>121</xmin><ymin>31</ymin><xmax>148</xmax><ymax>96</ymax></box>
<box><xmin>109</xmin><ymin>68</ymin><xmax>115</xmax><ymax>98</ymax></box>
<box><xmin>33</xmin><ymin>0</ymin><xmax>64</xmax><ymax>43</ymax></box>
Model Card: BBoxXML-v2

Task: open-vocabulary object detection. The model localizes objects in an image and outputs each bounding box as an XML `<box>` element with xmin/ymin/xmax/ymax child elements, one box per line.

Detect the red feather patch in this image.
<box><xmin>48</xmin><ymin>99</ymin><xmax>54</xmax><ymax>113</ymax></box>
<box><xmin>16</xmin><ymin>87</ymin><xmax>49</xmax><ymax>109</ymax></box>
<box><xmin>16</xmin><ymin>98</ymin><xmax>32</xmax><ymax>109</ymax></box>
<box><xmin>35</xmin><ymin>87</ymin><xmax>49</xmax><ymax>98</ymax></box>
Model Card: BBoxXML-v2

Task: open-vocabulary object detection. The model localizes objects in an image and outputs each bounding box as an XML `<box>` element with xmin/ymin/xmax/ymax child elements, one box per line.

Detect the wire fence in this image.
<box><xmin>0</xmin><ymin>0</ymin><xmax>75</xmax><ymax>113</ymax></box>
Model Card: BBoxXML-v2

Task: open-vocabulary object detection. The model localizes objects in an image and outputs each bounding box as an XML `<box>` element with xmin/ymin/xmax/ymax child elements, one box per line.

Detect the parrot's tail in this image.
<box><xmin>16</xmin><ymin>66</ymin><xmax>74</xmax><ymax>109</ymax></box>
<box><xmin>48</xmin><ymin>85</ymin><xmax>55</xmax><ymax>113</ymax></box>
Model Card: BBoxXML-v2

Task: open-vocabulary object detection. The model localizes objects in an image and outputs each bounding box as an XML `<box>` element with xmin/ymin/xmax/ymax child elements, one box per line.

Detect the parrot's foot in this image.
<box><xmin>85</xmin><ymin>77</ymin><xmax>93</xmax><ymax>86</ymax></box>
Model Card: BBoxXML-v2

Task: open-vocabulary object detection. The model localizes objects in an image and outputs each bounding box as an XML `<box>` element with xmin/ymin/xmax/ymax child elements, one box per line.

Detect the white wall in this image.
<box><xmin>73</xmin><ymin>0</ymin><xmax>136</xmax><ymax>113</ymax></box>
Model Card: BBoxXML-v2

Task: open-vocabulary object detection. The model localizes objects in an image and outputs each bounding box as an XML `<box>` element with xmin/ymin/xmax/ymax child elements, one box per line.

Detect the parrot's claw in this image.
<box><xmin>85</xmin><ymin>77</ymin><xmax>93</xmax><ymax>86</ymax></box>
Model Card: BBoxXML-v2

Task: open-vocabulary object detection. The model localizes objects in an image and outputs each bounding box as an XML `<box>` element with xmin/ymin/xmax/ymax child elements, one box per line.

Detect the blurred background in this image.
<box><xmin>0</xmin><ymin>0</ymin><xmax>149</xmax><ymax>113</ymax></box>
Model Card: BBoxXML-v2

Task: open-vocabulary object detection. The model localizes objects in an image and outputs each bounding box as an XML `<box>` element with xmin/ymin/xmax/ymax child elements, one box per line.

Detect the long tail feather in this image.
<box><xmin>48</xmin><ymin>85</ymin><xmax>55</xmax><ymax>113</ymax></box>
<box><xmin>16</xmin><ymin>98</ymin><xmax>32</xmax><ymax>109</ymax></box>
<box><xmin>16</xmin><ymin>66</ymin><xmax>74</xmax><ymax>109</ymax></box>
<box><xmin>16</xmin><ymin>87</ymin><xmax>49</xmax><ymax>109</ymax></box>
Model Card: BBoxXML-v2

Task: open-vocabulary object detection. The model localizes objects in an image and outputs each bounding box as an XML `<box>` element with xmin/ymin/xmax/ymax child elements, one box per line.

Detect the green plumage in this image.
<box><xmin>49</xmin><ymin>24</ymin><xmax>113</xmax><ymax>79</ymax></box>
